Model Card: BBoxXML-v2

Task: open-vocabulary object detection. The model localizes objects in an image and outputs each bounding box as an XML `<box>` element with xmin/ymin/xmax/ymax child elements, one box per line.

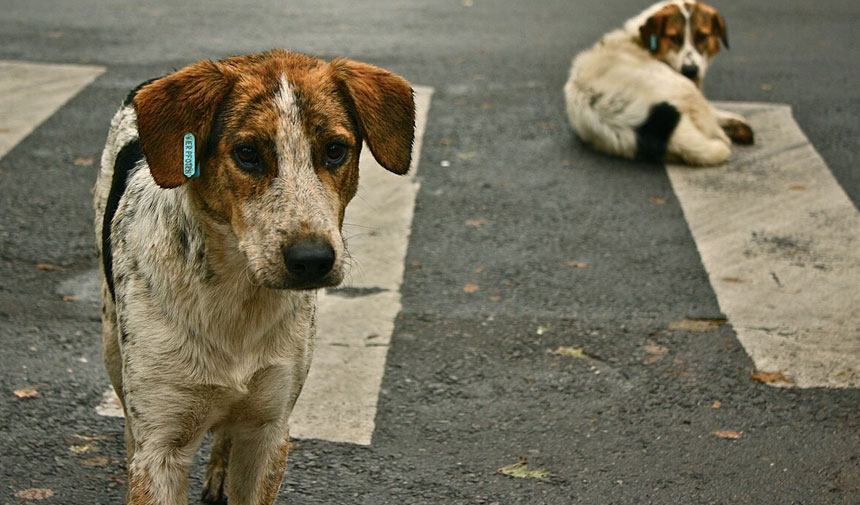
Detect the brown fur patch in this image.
<box><xmin>259</xmin><ymin>438</ymin><xmax>290</xmax><ymax>505</ymax></box>
<box><xmin>134</xmin><ymin>61</ymin><xmax>232</xmax><ymax>188</ymax></box>
<box><xmin>640</xmin><ymin>4</ymin><xmax>686</xmax><ymax>56</ymax></box>
<box><xmin>138</xmin><ymin>50</ymin><xmax>414</xmax><ymax>232</ymax></box>
<box><xmin>127</xmin><ymin>468</ymin><xmax>156</xmax><ymax>505</ymax></box>
<box><xmin>721</xmin><ymin>118</ymin><xmax>754</xmax><ymax>144</ymax></box>
<box><xmin>690</xmin><ymin>2</ymin><xmax>728</xmax><ymax>55</ymax></box>
<box><xmin>331</xmin><ymin>59</ymin><xmax>415</xmax><ymax>175</ymax></box>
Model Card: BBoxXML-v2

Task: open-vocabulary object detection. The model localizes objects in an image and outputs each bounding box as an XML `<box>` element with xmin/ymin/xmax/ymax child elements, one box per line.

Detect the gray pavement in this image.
<box><xmin>1</xmin><ymin>1</ymin><xmax>858</xmax><ymax>504</ymax></box>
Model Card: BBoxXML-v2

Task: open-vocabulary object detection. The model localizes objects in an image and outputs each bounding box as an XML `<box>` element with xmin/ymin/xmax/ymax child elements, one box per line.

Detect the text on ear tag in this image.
<box><xmin>183</xmin><ymin>133</ymin><xmax>199</xmax><ymax>178</ymax></box>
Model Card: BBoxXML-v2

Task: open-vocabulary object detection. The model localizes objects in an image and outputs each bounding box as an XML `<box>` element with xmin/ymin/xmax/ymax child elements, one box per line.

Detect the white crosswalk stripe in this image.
<box><xmin>290</xmin><ymin>86</ymin><xmax>434</xmax><ymax>444</ymax></box>
<box><xmin>668</xmin><ymin>102</ymin><xmax>860</xmax><ymax>388</ymax></box>
<box><xmin>0</xmin><ymin>60</ymin><xmax>104</xmax><ymax>158</ymax></box>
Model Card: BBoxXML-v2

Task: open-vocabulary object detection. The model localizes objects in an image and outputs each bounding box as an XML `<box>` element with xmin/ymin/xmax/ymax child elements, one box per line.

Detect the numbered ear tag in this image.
<box><xmin>183</xmin><ymin>133</ymin><xmax>200</xmax><ymax>178</ymax></box>
<box><xmin>650</xmin><ymin>34</ymin><xmax>658</xmax><ymax>52</ymax></box>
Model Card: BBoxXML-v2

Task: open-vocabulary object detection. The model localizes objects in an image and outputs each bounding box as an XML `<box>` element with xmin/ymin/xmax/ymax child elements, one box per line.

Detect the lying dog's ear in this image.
<box><xmin>639</xmin><ymin>12</ymin><xmax>667</xmax><ymax>53</ymax></box>
<box><xmin>713</xmin><ymin>11</ymin><xmax>729</xmax><ymax>49</ymax></box>
<box><xmin>133</xmin><ymin>61</ymin><xmax>232</xmax><ymax>188</ymax></box>
<box><xmin>331</xmin><ymin>59</ymin><xmax>415</xmax><ymax>175</ymax></box>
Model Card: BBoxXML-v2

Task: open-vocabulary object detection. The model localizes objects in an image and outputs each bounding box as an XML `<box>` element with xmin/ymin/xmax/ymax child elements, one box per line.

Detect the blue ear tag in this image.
<box><xmin>182</xmin><ymin>133</ymin><xmax>200</xmax><ymax>178</ymax></box>
<box><xmin>650</xmin><ymin>34</ymin><xmax>658</xmax><ymax>52</ymax></box>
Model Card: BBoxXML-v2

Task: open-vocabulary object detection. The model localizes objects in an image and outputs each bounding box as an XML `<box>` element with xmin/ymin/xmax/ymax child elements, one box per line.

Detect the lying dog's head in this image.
<box><xmin>132</xmin><ymin>50</ymin><xmax>415</xmax><ymax>290</ymax></box>
<box><xmin>633</xmin><ymin>1</ymin><xmax>729</xmax><ymax>87</ymax></box>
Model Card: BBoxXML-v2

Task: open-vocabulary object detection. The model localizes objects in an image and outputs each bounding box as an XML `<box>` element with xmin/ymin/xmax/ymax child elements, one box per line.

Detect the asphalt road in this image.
<box><xmin>1</xmin><ymin>1</ymin><xmax>858</xmax><ymax>504</ymax></box>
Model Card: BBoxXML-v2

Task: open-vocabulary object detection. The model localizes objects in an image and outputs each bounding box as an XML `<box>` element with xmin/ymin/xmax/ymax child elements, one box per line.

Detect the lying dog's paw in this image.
<box><xmin>721</xmin><ymin>119</ymin><xmax>754</xmax><ymax>145</ymax></box>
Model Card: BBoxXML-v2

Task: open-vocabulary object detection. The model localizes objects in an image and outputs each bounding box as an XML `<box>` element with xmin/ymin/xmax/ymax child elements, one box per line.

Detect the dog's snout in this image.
<box><xmin>283</xmin><ymin>240</ymin><xmax>335</xmax><ymax>284</ymax></box>
<box><xmin>680</xmin><ymin>64</ymin><xmax>699</xmax><ymax>81</ymax></box>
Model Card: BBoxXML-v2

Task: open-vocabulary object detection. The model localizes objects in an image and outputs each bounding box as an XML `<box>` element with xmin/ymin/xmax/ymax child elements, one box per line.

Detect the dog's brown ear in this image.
<box><xmin>331</xmin><ymin>59</ymin><xmax>415</xmax><ymax>175</ymax></box>
<box><xmin>640</xmin><ymin>12</ymin><xmax>667</xmax><ymax>53</ymax></box>
<box><xmin>712</xmin><ymin>11</ymin><xmax>729</xmax><ymax>49</ymax></box>
<box><xmin>133</xmin><ymin>60</ymin><xmax>232</xmax><ymax>188</ymax></box>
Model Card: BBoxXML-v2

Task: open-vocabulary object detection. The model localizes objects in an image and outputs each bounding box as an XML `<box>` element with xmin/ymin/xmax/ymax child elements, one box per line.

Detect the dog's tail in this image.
<box><xmin>635</xmin><ymin>102</ymin><xmax>681</xmax><ymax>162</ymax></box>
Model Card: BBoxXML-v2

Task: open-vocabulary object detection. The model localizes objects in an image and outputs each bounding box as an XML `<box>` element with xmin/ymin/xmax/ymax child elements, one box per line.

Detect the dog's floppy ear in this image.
<box><xmin>639</xmin><ymin>12</ymin><xmax>667</xmax><ymax>53</ymax></box>
<box><xmin>331</xmin><ymin>59</ymin><xmax>415</xmax><ymax>175</ymax></box>
<box><xmin>133</xmin><ymin>60</ymin><xmax>232</xmax><ymax>188</ymax></box>
<box><xmin>712</xmin><ymin>11</ymin><xmax>729</xmax><ymax>49</ymax></box>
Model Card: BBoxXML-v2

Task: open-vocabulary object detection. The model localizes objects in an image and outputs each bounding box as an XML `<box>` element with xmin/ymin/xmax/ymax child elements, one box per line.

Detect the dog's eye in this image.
<box><xmin>233</xmin><ymin>145</ymin><xmax>263</xmax><ymax>173</ymax></box>
<box><xmin>671</xmin><ymin>34</ymin><xmax>684</xmax><ymax>45</ymax></box>
<box><xmin>323</xmin><ymin>142</ymin><xmax>349</xmax><ymax>169</ymax></box>
<box><xmin>694</xmin><ymin>32</ymin><xmax>708</xmax><ymax>44</ymax></box>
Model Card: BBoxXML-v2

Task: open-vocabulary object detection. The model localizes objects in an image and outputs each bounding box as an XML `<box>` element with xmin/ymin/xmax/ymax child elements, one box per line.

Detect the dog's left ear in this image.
<box><xmin>331</xmin><ymin>59</ymin><xmax>415</xmax><ymax>175</ymax></box>
<box><xmin>133</xmin><ymin>60</ymin><xmax>233</xmax><ymax>188</ymax></box>
<box><xmin>712</xmin><ymin>11</ymin><xmax>729</xmax><ymax>49</ymax></box>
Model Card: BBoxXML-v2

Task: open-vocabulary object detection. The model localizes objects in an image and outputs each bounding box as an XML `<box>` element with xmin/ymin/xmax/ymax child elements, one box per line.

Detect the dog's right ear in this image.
<box><xmin>639</xmin><ymin>13</ymin><xmax>667</xmax><ymax>53</ymax></box>
<box><xmin>133</xmin><ymin>61</ymin><xmax>232</xmax><ymax>188</ymax></box>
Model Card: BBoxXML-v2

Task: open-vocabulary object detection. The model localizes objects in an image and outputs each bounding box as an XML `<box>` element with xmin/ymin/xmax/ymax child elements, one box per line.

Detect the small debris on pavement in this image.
<box><xmin>750</xmin><ymin>369</ymin><xmax>794</xmax><ymax>385</ymax></box>
<box><xmin>551</xmin><ymin>346</ymin><xmax>587</xmax><ymax>359</ymax></box>
<box><xmin>711</xmin><ymin>430</ymin><xmax>742</xmax><ymax>439</ymax></box>
<box><xmin>497</xmin><ymin>458</ymin><xmax>549</xmax><ymax>479</ymax></box>
<box><xmin>668</xmin><ymin>318</ymin><xmax>726</xmax><ymax>332</ymax></box>
<box><xmin>13</xmin><ymin>388</ymin><xmax>39</xmax><ymax>398</ymax></box>
<box><xmin>14</xmin><ymin>488</ymin><xmax>54</xmax><ymax>500</ymax></box>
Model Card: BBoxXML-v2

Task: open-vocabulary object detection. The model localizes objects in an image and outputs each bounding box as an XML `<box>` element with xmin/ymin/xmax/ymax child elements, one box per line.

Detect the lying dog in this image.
<box><xmin>93</xmin><ymin>49</ymin><xmax>415</xmax><ymax>504</ymax></box>
<box><xmin>564</xmin><ymin>0</ymin><xmax>753</xmax><ymax>165</ymax></box>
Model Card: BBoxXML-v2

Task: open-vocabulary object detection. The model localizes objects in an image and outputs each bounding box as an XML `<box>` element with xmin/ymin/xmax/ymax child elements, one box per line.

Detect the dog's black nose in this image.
<box><xmin>283</xmin><ymin>240</ymin><xmax>335</xmax><ymax>284</ymax></box>
<box><xmin>680</xmin><ymin>64</ymin><xmax>699</xmax><ymax>81</ymax></box>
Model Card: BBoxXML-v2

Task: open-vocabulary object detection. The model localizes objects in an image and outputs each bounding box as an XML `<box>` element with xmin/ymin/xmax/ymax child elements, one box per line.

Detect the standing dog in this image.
<box><xmin>564</xmin><ymin>1</ymin><xmax>753</xmax><ymax>165</ymax></box>
<box><xmin>93</xmin><ymin>50</ymin><xmax>415</xmax><ymax>504</ymax></box>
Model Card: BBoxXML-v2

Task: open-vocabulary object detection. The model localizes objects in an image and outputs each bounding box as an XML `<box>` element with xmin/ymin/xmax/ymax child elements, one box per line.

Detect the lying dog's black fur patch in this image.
<box><xmin>635</xmin><ymin>102</ymin><xmax>681</xmax><ymax>162</ymax></box>
<box><xmin>102</xmin><ymin>139</ymin><xmax>143</xmax><ymax>301</ymax></box>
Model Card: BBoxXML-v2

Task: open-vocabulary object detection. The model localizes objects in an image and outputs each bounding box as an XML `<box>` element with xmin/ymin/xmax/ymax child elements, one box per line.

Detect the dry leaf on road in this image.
<box><xmin>669</xmin><ymin>318</ymin><xmax>726</xmax><ymax>332</ymax></box>
<box><xmin>13</xmin><ymin>389</ymin><xmax>38</xmax><ymax>398</ymax></box>
<box><xmin>462</xmin><ymin>283</ymin><xmax>480</xmax><ymax>293</ymax></box>
<box><xmin>750</xmin><ymin>369</ymin><xmax>793</xmax><ymax>385</ymax></box>
<box><xmin>711</xmin><ymin>430</ymin><xmax>742</xmax><ymax>439</ymax></box>
<box><xmin>497</xmin><ymin>458</ymin><xmax>549</xmax><ymax>479</ymax></box>
<box><xmin>552</xmin><ymin>346</ymin><xmax>587</xmax><ymax>359</ymax></box>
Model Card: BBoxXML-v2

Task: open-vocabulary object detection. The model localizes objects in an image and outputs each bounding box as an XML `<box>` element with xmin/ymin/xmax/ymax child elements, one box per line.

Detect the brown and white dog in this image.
<box><xmin>563</xmin><ymin>1</ymin><xmax>753</xmax><ymax>165</ymax></box>
<box><xmin>93</xmin><ymin>50</ymin><xmax>415</xmax><ymax>504</ymax></box>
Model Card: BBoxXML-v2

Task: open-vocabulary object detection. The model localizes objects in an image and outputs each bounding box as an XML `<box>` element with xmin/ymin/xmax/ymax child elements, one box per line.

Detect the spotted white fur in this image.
<box><xmin>93</xmin><ymin>51</ymin><xmax>415</xmax><ymax>504</ymax></box>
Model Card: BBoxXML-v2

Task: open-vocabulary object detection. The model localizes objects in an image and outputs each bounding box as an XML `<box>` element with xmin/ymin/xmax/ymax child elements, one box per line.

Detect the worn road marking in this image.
<box><xmin>667</xmin><ymin>102</ymin><xmax>860</xmax><ymax>388</ymax></box>
<box><xmin>0</xmin><ymin>61</ymin><xmax>105</xmax><ymax>157</ymax></box>
<box><xmin>290</xmin><ymin>86</ymin><xmax>434</xmax><ymax>444</ymax></box>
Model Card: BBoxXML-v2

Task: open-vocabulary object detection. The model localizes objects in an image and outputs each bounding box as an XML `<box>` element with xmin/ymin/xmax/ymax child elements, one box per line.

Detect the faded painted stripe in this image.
<box><xmin>667</xmin><ymin>102</ymin><xmax>860</xmax><ymax>388</ymax></box>
<box><xmin>0</xmin><ymin>61</ymin><xmax>105</xmax><ymax>157</ymax></box>
<box><xmin>289</xmin><ymin>86</ymin><xmax>434</xmax><ymax>444</ymax></box>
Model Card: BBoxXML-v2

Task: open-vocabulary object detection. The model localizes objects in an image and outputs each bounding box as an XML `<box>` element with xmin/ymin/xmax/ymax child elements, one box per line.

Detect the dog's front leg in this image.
<box><xmin>223</xmin><ymin>365</ymin><xmax>306</xmax><ymax>505</ymax></box>
<box><xmin>123</xmin><ymin>387</ymin><xmax>211</xmax><ymax>505</ymax></box>
<box><xmin>225</xmin><ymin>424</ymin><xmax>291</xmax><ymax>505</ymax></box>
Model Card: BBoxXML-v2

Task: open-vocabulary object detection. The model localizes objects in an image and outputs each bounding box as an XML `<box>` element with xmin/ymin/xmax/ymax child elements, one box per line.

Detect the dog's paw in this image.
<box><xmin>721</xmin><ymin>119</ymin><xmax>754</xmax><ymax>145</ymax></box>
<box><xmin>201</xmin><ymin>467</ymin><xmax>228</xmax><ymax>504</ymax></box>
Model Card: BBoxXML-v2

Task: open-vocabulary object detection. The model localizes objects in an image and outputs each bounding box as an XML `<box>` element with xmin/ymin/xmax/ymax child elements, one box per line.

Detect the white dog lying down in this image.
<box><xmin>564</xmin><ymin>0</ymin><xmax>753</xmax><ymax>165</ymax></box>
